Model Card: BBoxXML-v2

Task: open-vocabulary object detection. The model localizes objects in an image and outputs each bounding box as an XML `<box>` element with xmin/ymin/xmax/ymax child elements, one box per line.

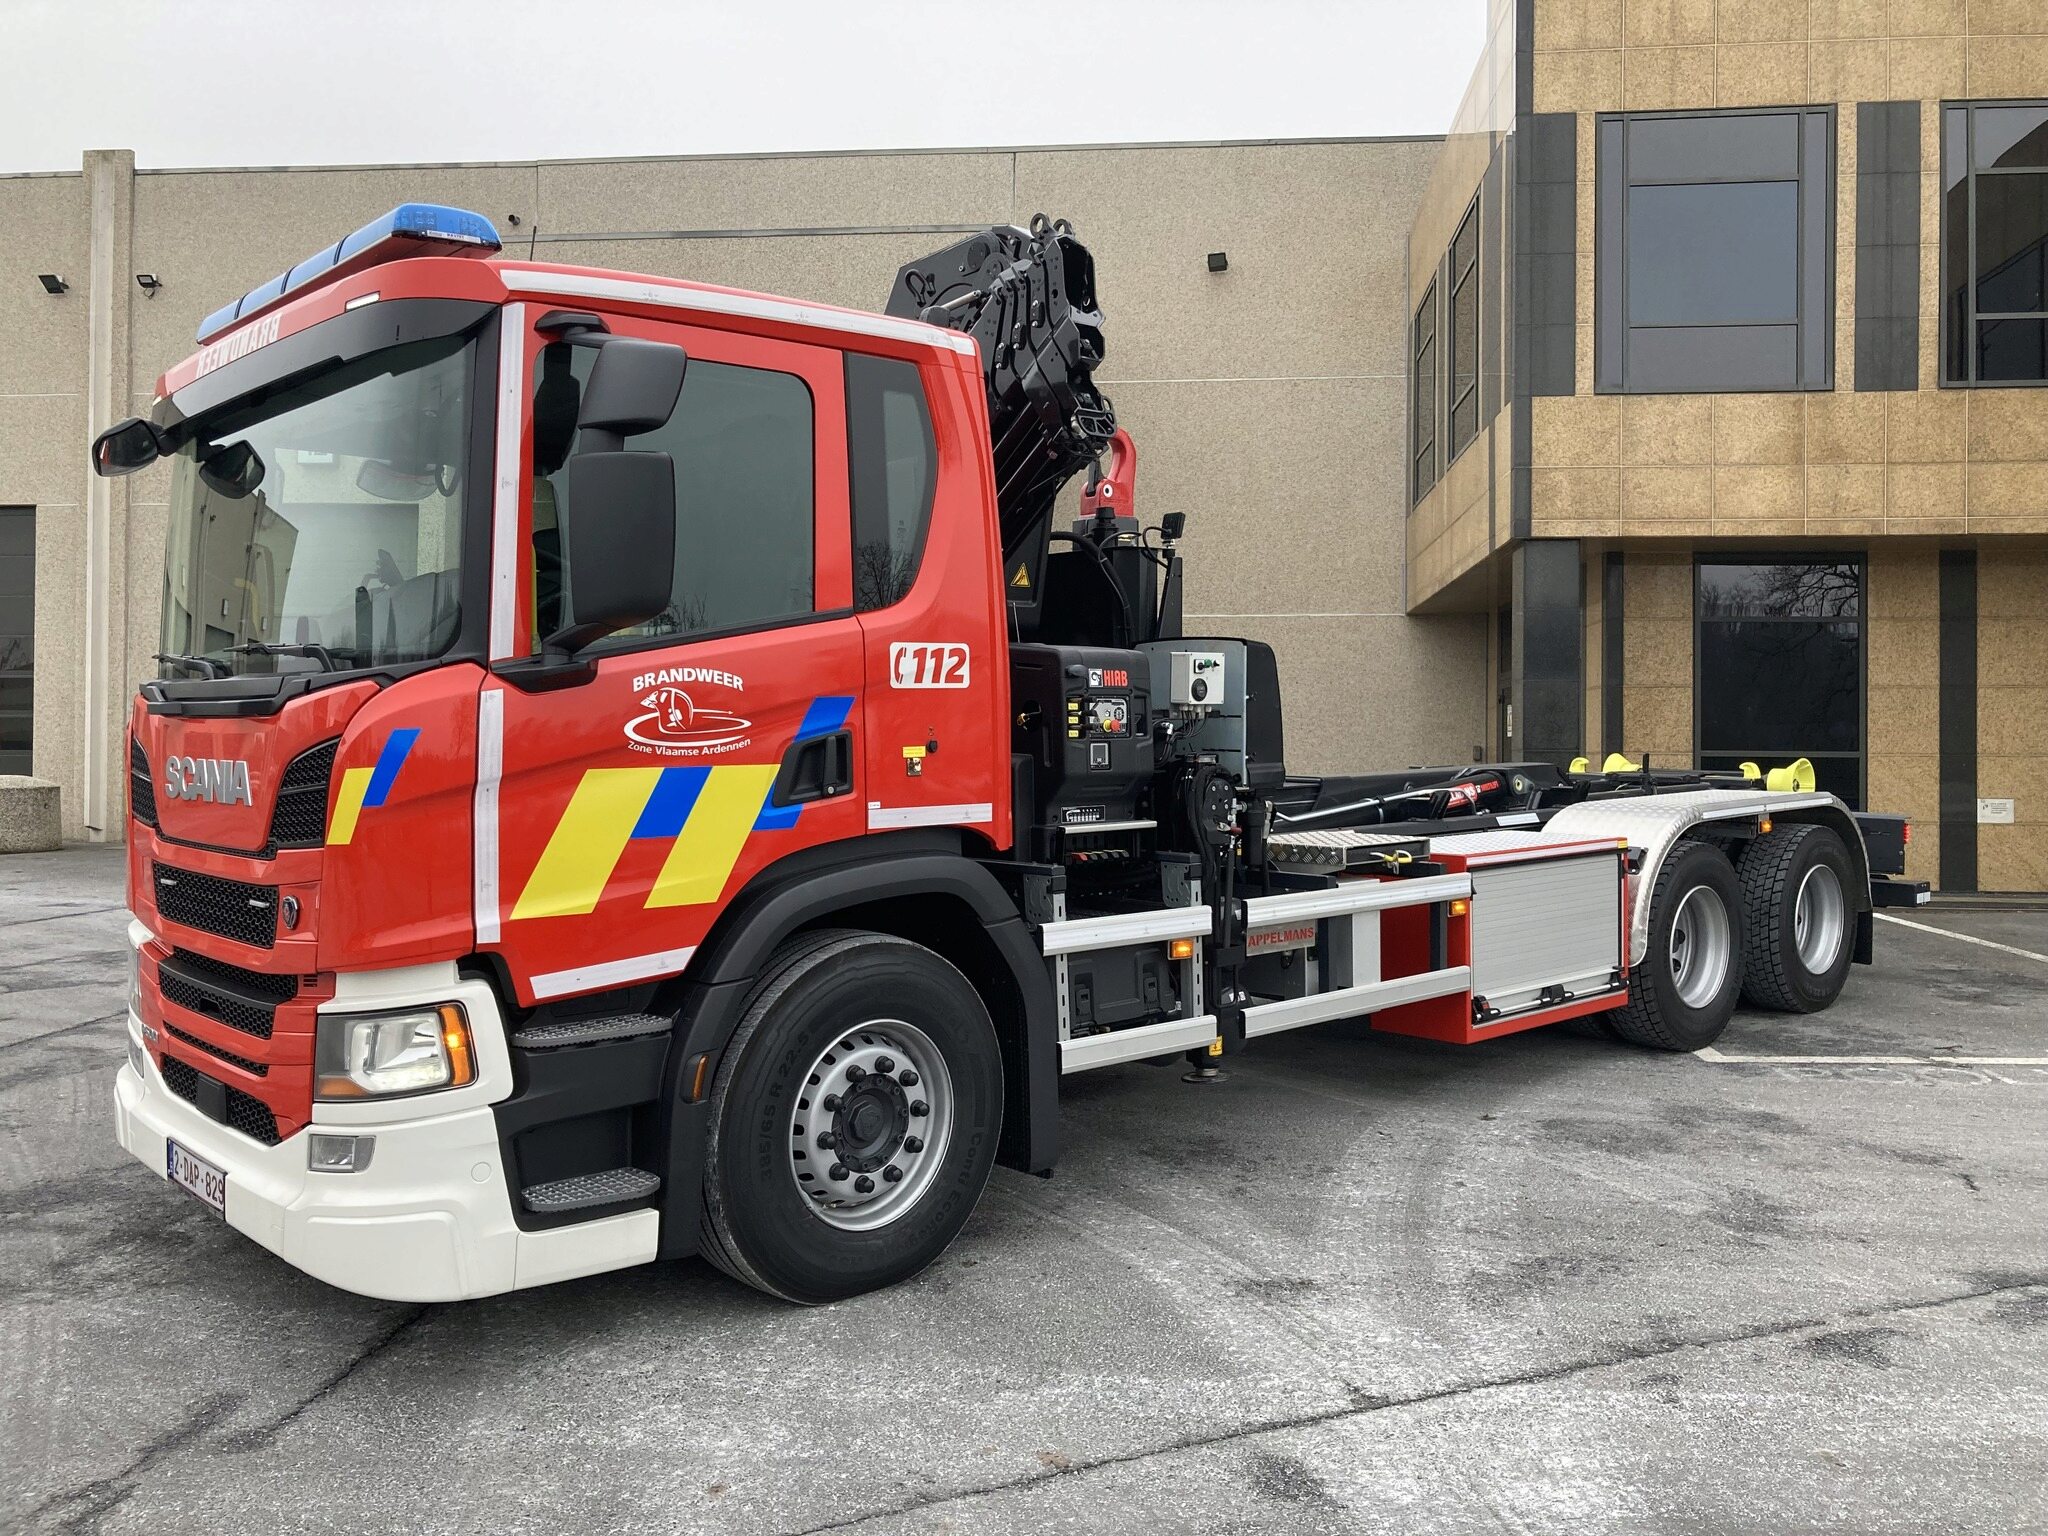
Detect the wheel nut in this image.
<box><xmin>822</xmin><ymin>1093</ymin><xmax>841</xmax><ymax>1111</ymax></box>
<box><xmin>875</xmin><ymin>1056</ymin><xmax>895</xmax><ymax>1074</ymax></box>
<box><xmin>854</xmin><ymin>1175</ymin><xmax>875</xmax><ymax>1194</ymax></box>
<box><xmin>904</xmin><ymin>1135</ymin><xmax>924</xmax><ymax>1153</ymax></box>
<box><xmin>828</xmin><ymin>1164</ymin><xmax>848</xmax><ymax>1181</ymax></box>
<box><xmin>847</xmin><ymin>1064</ymin><xmax>867</xmax><ymax>1081</ymax></box>
<box><xmin>899</xmin><ymin>1070</ymin><xmax>919</xmax><ymax>1088</ymax></box>
<box><xmin>883</xmin><ymin>1165</ymin><xmax>903</xmax><ymax>1183</ymax></box>
<box><xmin>816</xmin><ymin>1132</ymin><xmax>837</xmax><ymax>1149</ymax></box>
<box><xmin>910</xmin><ymin>1099</ymin><xmax>929</xmax><ymax>1116</ymax></box>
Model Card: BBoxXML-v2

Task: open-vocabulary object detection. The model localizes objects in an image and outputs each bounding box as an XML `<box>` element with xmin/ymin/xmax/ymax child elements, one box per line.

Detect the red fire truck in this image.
<box><xmin>97</xmin><ymin>205</ymin><xmax>1924</xmax><ymax>1304</ymax></box>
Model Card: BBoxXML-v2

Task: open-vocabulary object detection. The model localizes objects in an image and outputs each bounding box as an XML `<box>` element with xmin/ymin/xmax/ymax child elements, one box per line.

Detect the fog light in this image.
<box><xmin>308</xmin><ymin>1133</ymin><xmax>376</xmax><ymax>1173</ymax></box>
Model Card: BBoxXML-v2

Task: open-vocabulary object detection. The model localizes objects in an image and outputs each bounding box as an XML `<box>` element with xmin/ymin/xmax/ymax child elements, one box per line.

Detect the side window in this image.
<box><xmin>1596</xmin><ymin>107</ymin><xmax>1835</xmax><ymax>392</ymax></box>
<box><xmin>533</xmin><ymin>342</ymin><xmax>815</xmax><ymax>644</ymax></box>
<box><xmin>1410</xmin><ymin>282</ymin><xmax>1438</xmax><ymax>504</ymax></box>
<box><xmin>846</xmin><ymin>353</ymin><xmax>936</xmax><ymax>611</ymax></box>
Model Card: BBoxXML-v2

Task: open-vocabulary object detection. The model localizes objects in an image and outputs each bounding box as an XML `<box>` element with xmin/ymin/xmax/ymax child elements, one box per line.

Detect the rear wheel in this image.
<box><xmin>697</xmin><ymin>930</ymin><xmax>1003</xmax><ymax>1303</ymax></box>
<box><xmin>1738</xmin><ymin>825</ymin><xmax>1856</xmax><ymax>1012</ymax></box>
<box><xmin>1608</xmin><ymin>838</ymin><xmax>1744</xmax><ymax>1051</ymax></box>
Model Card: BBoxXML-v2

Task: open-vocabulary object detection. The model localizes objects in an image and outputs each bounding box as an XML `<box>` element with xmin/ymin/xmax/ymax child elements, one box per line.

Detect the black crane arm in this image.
<box><xmin>885</xmin><ymin>215</ymin><xmax>1117</xmax><ymax>573</ymax></box>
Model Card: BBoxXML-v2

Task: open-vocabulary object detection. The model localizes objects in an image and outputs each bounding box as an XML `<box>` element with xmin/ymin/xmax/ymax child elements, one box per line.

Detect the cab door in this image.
<box><xmin>485</xmin><ymin>309</ymin><xmax>862</xmax><ymax>1004</ymax></box>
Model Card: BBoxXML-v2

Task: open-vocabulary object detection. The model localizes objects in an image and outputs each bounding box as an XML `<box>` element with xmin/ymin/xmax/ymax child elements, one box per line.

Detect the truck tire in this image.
<box><xmin>1737</xmin><ymin>824</ymin><xmax>1856</xmax><ymax>1012</ymax></box>
<box><xmin>697</xmin><ymin>929</ymin><xmax>1003</xmax><ymax>1303</ymax></box>
<box><xmin>1607</xmin><ymin>838</ymin><xmax>1744</xmax><ymax>1051</ymax></box>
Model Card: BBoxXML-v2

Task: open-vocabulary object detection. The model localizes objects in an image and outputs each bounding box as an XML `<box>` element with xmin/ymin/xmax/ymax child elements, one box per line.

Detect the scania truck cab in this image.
<box><xmin>100</xmin><ymin>206</ymin><xmax>1921</xmax><ymax>1305</ymax></box>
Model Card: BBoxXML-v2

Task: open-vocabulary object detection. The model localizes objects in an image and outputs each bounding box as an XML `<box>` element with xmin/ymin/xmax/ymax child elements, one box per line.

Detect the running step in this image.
<box><xmin>521</xmin><ymin>1167</ymin><xmax>662</xmax><ymax>1213</ymax></box>
<box><xmin>511</xmin><ymin>1013</ymin><xmax>671</xmax><ymax>1050</ymax></box>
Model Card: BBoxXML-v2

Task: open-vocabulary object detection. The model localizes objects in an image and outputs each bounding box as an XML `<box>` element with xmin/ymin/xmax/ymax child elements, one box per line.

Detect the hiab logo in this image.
<box><xmin>624</xmin><ymin>670</ymin><xmax>752</xmax><ymax>757</ymax></box>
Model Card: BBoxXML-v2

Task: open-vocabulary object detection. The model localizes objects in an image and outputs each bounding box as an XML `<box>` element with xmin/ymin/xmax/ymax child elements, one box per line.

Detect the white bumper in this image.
<box><xmin>115</xmin><ymin>962</ymin><xmax>658</xmax><ymax>1302</ymax></box>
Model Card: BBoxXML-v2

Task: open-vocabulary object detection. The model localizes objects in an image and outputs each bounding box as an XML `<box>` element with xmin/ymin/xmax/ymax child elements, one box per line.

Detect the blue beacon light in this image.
<box><xmin>195</xmin><ymin>203</ymin><xmax>502</xmax><ymax>343</ymax></box>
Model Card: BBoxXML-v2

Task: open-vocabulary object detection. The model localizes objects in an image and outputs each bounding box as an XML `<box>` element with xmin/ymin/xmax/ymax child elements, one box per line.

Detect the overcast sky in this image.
<box><xmin>4</xmin><ymin>0</ymin><xmax>1484</xmax><ymax>173</ymax></box>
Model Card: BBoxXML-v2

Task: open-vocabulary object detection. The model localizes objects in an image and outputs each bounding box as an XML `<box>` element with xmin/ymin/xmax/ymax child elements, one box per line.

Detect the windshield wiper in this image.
<box><xmin>228</xmin><ymin>640</ymin><xmax>358</xmax><ymax>673</ymax></box>
<box><xmin>155</xmin><ymin>651</ymin><xmax>230</xmax><ymax>680</ymax></box>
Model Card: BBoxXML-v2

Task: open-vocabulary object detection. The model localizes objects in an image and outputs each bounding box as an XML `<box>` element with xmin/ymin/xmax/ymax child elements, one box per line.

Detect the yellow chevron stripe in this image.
<box><xmin>326</xmin><ymin>767</ymin><xmax>375</xmax><ymax>846</ymax></box>
<box><xmin>646</xmin><ymin>764</ymin><xmax>780</xmax><ymax>909</ymax></box>
<box><xmin>511</xmin><ymin>767</ymin><xmax>664</xmax><ymax>920</ymax></box>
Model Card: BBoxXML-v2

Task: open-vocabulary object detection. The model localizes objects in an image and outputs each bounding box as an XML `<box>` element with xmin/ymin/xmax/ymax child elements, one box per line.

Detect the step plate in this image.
<box><xmin>512</xmin><ymin>1013</ymin><xmax>671</xmax><ymax>1050</ymax></box>
<box><xmin>522</xmin><ymin>1167</ymin><xmax>662</xmax><ymax>1213</ymax></box>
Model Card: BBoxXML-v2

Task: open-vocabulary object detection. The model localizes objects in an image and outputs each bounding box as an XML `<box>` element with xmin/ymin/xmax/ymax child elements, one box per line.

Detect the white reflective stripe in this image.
<box><xmin>866</xmin><ymin>802</ymin><xmax>993</xmax><ymax>830</ymax></box>
<box><xmin>1041</xmin><ymin>905</ymin><xmax>1212</xmax><ymax>957</ymax></box>
<box><xmin>1241</xmin><ymin>872</ymin><xmax>1471</xmax><ymax>927</ymax></box>
<box><xmin>503</xmin><ymin>268</ymin><xmax>977</xmax><ymax>355</ymax></box>
<box><xmin>473</xmin><ymin>687</ymin><xmax>504</xmax><ymax>945</ymax></box>
<box><xmin>530</xmin><ymin>945</ymin><xmax>696</xmax><ymax>1001</ymax></box>
<box><xmin>1060</xmin><ymin>1015</ymin><xmax>1219</xmax><ymax>1074</ymax></box>
<box><xmin>1241</xmin><ymin>965</ymin><xmax>1473</xmax><ymax>1039</ymax></box>
<box><xmin>488</xmin><ymin>302</ymin><xmax>527</xmax><ymax>660</ymax></box>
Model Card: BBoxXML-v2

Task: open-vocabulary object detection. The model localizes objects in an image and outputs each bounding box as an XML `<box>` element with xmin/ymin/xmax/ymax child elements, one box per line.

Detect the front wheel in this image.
<box><xmin>697</xmin><ymin>930</ymin><xmax>1003</xmax><ymax>1303</ymax></box>
<box><xmin>1607</xmin><ymin>838</ymin><xmax>1745</xmax><ymax>1051</ymax></box>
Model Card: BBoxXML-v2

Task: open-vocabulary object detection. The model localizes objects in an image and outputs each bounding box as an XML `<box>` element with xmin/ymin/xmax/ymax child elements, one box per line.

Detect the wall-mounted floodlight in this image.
<box><xmin>1205</xmin><ymin>252</ymin><xmax>1229</xmax><ymax>273</ymax></box>
<box><xmin>37</xmin><ymin>273</ymin><xmax>68</xmax><ymax>294</ymax></box>
<box><xmin>136</xmin><ymin>273</ymin><xmax>163</xmax><ymax>297</ymax></box>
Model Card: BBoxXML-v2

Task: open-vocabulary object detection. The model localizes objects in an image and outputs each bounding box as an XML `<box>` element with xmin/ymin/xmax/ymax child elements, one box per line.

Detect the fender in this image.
<box><xmin>652</xmin><ymin>832</ymin><xmax>1058</xmax><ymax>1260</ymax></box>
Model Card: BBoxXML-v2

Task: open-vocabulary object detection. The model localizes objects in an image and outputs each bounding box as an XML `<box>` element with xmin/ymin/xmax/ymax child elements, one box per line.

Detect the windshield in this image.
<box><xmin>159</xmin><ymin>334</ymin><xmax>476</xmax><ymax>678</ymax></box>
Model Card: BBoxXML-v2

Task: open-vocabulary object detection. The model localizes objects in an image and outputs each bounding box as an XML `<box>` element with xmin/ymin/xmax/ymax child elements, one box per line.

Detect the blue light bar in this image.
<box><xmin>196</xmin><ymin>203</ymin><xmax>501</xmax><ymax>343</ymax></box>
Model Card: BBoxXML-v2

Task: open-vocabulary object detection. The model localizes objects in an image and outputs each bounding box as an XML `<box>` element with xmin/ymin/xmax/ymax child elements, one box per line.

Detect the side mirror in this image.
<box><xmin>547</xmin><ymin>451</ymin><xmax>677</xmax><ymax>655</ymax></box>
<box><xmin>199</xmin><ymin>440</ymin><xmax>266</xmax><ymax>499</ymax></box>
<box><xmin>576</xmin><ymin>337</ymin><xmax>687</xmax><ymax>447</ymax></box>
<box><xmin>92</xmin><ymin>417</ymin><xmax>164</xmax><ymax>477</ymax></box>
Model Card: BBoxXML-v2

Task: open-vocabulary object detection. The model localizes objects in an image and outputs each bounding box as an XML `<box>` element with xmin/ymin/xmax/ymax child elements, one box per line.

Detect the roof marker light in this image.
<box><xmin>195</xmin><ymin>203</ymin><xmax>501</xmax><ymax>343</ymax></box>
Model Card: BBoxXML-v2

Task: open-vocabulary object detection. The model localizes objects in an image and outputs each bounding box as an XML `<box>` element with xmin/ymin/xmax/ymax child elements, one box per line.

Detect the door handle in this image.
<box><xmin>770</xmin><ymin>728</ymin><xmax>853</xmax><ymax>808</ymax></box>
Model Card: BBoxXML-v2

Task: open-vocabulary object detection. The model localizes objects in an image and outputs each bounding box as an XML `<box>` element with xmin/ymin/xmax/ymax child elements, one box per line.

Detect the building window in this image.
<box><xmin>847</xmin><ymin>353</ymin><xmax>937</xmax><ymax>612</ymax></box>
<box><xmin>1411</xmin><ymin>282</ymin><xmax>1438</xmax><ymax>503</ymax></box>
<box><xmin>0</xmin><ymin>508</ymin><xmax>30</xmax><ymax>776</ymax></box>
<box><xmin>1597</xmin><ymin>108</ymin><xmax>1835</xmax><ymax>393</ymax></box>
<box><xmin>1694</xmin><ymin>558</ymin><xmax>1863</xmax><ymax>808</ymax></box>
<box><xmin>1447</xmin><ymin>199</ymin><xmax>1481</xmax><ymax>458</ymax></box>
<box><xmin>1942</xmin><ymin>100</ymin><xmax>2048</xmax><ymax>385</ymax></box>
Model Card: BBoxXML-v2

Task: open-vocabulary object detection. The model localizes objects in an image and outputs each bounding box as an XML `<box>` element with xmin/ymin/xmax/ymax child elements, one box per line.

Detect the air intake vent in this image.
<box><xmin>129</xmin><ymin>738</ymin><xmax>158</xmax><ymax>829</ymax></box>
<box><xmin>151</xmin><ymin>862</ymin><xmax>278</xmax><ymax>949</ymax></box>
<box><xmin>268</xmin><ymin>738</ymin><xmax>339</xmax><ymax>849</ymax></box>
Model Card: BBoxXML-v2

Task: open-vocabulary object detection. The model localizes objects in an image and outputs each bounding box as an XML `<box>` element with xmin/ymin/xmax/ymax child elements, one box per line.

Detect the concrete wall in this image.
<box><xmin>0</xmin><ymin>135</ymin><xmax>1486</xmax><ymax>839</ymax></box>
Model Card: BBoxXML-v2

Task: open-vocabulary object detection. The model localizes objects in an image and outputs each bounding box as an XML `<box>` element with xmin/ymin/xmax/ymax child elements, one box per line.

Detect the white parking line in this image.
<box><xmin>1696</xmin><ymin>1046</ymin><xmax>2048</xmax><ymax>1066</ymax></box>
<box><xmin>1875</xmin><ymin>912</ymin><xmax>2048</xmax><ymax>966</ymax></box>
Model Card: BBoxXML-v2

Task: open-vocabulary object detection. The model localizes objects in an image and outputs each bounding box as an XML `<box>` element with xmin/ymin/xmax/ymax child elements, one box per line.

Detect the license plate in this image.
<box><xmin>167</xmin><ymin>1138</ymin><xmax>227</xmax><ymax>1216</ymax></box>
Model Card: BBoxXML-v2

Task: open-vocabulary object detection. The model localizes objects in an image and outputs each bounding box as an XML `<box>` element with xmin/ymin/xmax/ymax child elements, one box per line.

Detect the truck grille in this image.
<box><xmin>159</xmin><ymin>1054</ymin><xmax>282</xmax><ymax>1145</ymax></box>
<box><xmin>129</xmin><ymin>739</ymin><xmax>159</xmax><ymax>829</ymax></box>
<box><xmin>268</xmin><ymin>738</ymin><xmax>338</xmax><ymax>848</ymax></box>
<box><xmin>164</xmin><ymin>1020</ymin><xmax>269</xmax><ymax>1077</ymax></box>
<box><xmin>151</xmin><ymin>863</ymin><xmax>278</xmax><ymax>949</ymax></box>
<box><xmin>156</xmin><ymin>949</ymin><xmax>293</xmax><ymax>1040</ymax></box>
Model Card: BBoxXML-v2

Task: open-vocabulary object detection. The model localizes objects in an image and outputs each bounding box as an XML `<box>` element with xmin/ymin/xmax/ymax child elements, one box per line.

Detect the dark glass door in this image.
<box><xmin>0</xmin><ymin>508</ymin><xmax>32</xmax><ymax>776</ymax></box>
<box><xmin>1694</xmin><ymin>557</ymin><xmax>1864</xmax><ymax>807</ymax></box>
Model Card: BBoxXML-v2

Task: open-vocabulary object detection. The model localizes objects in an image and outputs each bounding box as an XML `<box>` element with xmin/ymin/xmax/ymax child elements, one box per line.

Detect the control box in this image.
<box><xmin>1009</xmin><ymin>644</ymin><xmax>1155</xmax><ymax>856</ymax></box>
<box><xmin>1140</xmin><ymin>638</ymin><xmax>1286</xmax><ymax>790</ymax></box>
<box><xmin>1168</xmin><ymin>650</ymin><xmax>1227</xmax><ymax>709</ymax></box>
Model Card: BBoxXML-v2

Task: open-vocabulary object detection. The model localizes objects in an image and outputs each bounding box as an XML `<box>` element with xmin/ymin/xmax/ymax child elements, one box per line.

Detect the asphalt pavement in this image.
<box><xmin>3</xmin><ymin>844</ymin><xmax>2044</xmax><ymax>1534</ymax></box>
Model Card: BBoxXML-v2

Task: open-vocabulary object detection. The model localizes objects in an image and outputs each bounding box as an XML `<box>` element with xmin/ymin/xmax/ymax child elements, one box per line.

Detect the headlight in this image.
<box><xmin>314</xmin><ymin>1004</ymin><xmax>475</xmax><ymax>1101</ymax></box>
<box><xmin>127</xmin><ymin>946</ymin><xmax>143</xmax><ymax>1018</ymax></box>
